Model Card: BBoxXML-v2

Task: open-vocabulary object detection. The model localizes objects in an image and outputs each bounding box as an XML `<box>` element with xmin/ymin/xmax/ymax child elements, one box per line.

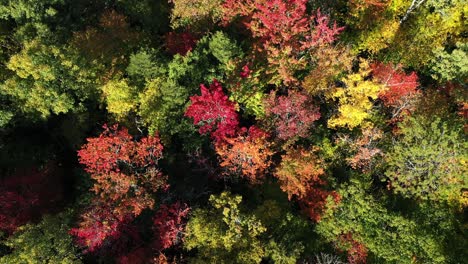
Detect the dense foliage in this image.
<box><xmin>0</xmin><ymin>0</ymin><xmax>466</xmax><ymax>263</ymax></box>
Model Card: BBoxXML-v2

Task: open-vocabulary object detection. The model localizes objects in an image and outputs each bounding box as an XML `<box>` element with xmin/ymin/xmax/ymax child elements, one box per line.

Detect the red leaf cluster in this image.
<box><xmin>371</xmin><ymin>62</ymin><xmax>419</xmax><ymax>107</ymax></box>
<box><xmin>264</xmin><ymin>90</ymin><xmax>320</xmax><ymax>140</ymax></box>
<box><xmin>77</xmin><ymin>124</ymin><xmax>166</xmax><ymax>217</ymax></box>
<box><xmin>153</xmin><ymin>202</ymin><xmax>191</xmax><ymax>251</ymax></box>
<box><xmin>240</xmin><ymin>65</ymin><xmax>252</xmax><ymax>78</ymax></box>
<box><xmin>223</xmin><ymin>0</ymin><xmax>343</xmax><ymax>83</ymax></box>
<box><xmin>70</xmin><ymin>203</ymin><xmax>126</xmax><ymax>253</ymax></box>
<box><xmin>338</xmin><ymin>233</ymin><xmax>368</xmax><ymax>264</ymax></box>
<box><xmin>165</xmin><ymin>31</ymin><xmax>197</xmax><ymax>56</ymax></box>
<box><xmin>0</xmin><ymin>163</ymin><xmax>63</xmax><ymax>234</ymax></box>
<box><xmin>300</xmin><ymin>187</ymin><xmax>341</xmax><ymax>222</ymax></box>
<box><xmin>73</xmin><ymin>124</ymin><xmax>167</xmax><ymax>252</ymax></box>
<box><xmin>185</xmin><ymin>80</ymin><xmax>240</xmax><ymax>142</ymax></box>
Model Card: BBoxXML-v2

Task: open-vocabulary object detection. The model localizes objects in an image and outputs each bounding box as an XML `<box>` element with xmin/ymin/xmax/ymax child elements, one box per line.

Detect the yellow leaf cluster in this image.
<box><xmin>326</xmin><ymin>60</ymin><xmax>383</xmax><ymax>129</ymax></box>
<box><xmin>101</xmin><ymin>79</ymin><xmax>138</xmax><ymax>119</ymax></box>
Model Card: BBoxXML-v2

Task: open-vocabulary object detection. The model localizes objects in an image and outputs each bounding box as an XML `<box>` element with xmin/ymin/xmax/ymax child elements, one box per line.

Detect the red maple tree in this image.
<box><xmin>77</xmin><ymin>124</ymin><xmax>167</xmax><ymax>218</ymax></box>
<box><xmin>185</xmin><ymin>80</ymin><xmax>240</xmax><ymax>142</ymax></box>
<box><xmin>264</xmin><ymin>90</ymin><xmax>321</xmax><ymax>140</ymax></box>
<box><xmin>72</xmin><ymin>124</ymin><xmax>168</xmax><ymax>252</ymax></box>
<box><xmin>223</xmin><ymin>0</ymin><xmax>344</xmax><ymax>83</ymax></box>
<box><xmin>70</xmin><ymin>203</ymin><xmax>126</xmax><ymax>253</ymax></box>
<box><xmin>371</xmin><ymin>62</ymin><xmax>419</xmax><ymax>107</ymax></box>
<box><xmin>153</xmin><ymin>202</ymin><xmax>191</xmax><ymax>251</ymax></box>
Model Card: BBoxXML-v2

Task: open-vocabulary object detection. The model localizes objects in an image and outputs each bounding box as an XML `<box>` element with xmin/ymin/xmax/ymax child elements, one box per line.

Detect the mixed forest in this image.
<box><xmin>0</xmin><ymin>0</ymin><xmax>467</xmax><ymax>263</ymax></box>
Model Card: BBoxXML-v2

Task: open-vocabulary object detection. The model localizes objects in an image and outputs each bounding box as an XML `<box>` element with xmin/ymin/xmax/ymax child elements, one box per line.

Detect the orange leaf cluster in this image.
<box><xmin>77</xmin><ymin>124</ymin><xmax>167</xmax><ymax>220</ymax></box>
<box><xmin>275</xmin><ymin>147</ymin><xmax>339</xmax><ymax>221</ymax></box>
<box><xmin>215</xmin><ymin>126</ymin><xmax>273</xmax><ymax>183</ymax></box>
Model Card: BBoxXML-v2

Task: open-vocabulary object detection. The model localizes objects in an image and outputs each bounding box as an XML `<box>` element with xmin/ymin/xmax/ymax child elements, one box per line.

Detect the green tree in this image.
<box><xmin>185</xmin><ymin>192</ymin><xmax>311</xmax><ymax>264</ymax></box>
<box><xmin>430</xmin><ymin>42</ymin><xmax>468</xmax><ymax>82</ymax></box>
<box><xmin>0</xmin><ymin>38</ymin><xmax>100</xmax><ymax>121</ymax></box>
<box><xmin>385</xmin><ymin>116</ymin><xmax>467</xmax><ymax>206</ymax></box>
<box><xmin>316</xmin><ymin>177</ymin><xmax>451</xmax><ymax>263</ymax></box>
<box><xmin>185</xmin><ymin>192</ymin><xmax>267</xmax><ymax>264</ymax></box>
<box><xmin>0</xmin><ymin>211</ymin><xmax>81</xmax><ymax>264</ymax></box>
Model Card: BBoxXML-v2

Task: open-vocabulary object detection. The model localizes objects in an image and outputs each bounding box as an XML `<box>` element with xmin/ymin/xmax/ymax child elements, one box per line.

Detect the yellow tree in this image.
<box><xmin>326</xmin><ymin>59</ymin><xmax>383</xmax><ymax>130</ymax></box>
<box><xmin>101</xmin><ymin>78</ymin><xmax>138</xmax><ymax>120</ymax></box>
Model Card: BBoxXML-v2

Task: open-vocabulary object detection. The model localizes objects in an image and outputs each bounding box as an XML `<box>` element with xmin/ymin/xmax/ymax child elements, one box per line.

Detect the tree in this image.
<box><xmin>347</xmin><ymin>0</ymin><xmax>466</xmax><ymax>68</ymax></box>
<box><xmin>371</xmin><ymin>62</ymin><xmax>419</xmax><ymax>107</ymax></box>
<box><xmin>316</xmin><ymin>177</ymin><xmax>451</xmax><ymax>263</ymax></box>
<box><xmin>264</xmin><ymin>90</ymin><xmax>320</xmax><ymax>140</ymax></box>
<box><xmin>185</xmin><ymin>192</ymin><xmax>312</xmax><ymax>263</ymax></box>
<box><xmin>165</xmin><ymin>31</ymin><xmax>197</xmax><ymax>56</ymax></box>
<box><xmin>228</xmin><ymin>64</ymin><xmax>267</xmax><ymax>119</ymax></box>
<box><xmin>302</xmin><ymin>45</ymin><xmax>353</xmax><ymax>96</ymax></box>
<box><xmin>337</xmin><ymin>233</ymin><xmax>368</xmax><ymax>264</ymax></box>
<box><xmin>184</xmin><ymin>192</ymin><xmax>267</xmax><ymax>264</ymax></box>
<box><xmin>0</xmin><ymin>211</ymin><xmax>81</xmax><ymax>264</ymax></box>
<box><xmin>275</xmin><ymin>147</ymin><xmax>339</xmax><ymax>221</ymax></box>
<box><xmin>153</xmin><ymin>202</ymin><xmax>190</xmax><ymax>251</ymax></box>
<box><xmin>101</xmin><ymin>78</ymin><xmax>139</xmax><ymax>119</ymax></box>
<box><xmin>430</xmin><ymin>42</ymin><xmax>468</xmax><ymax>83</ymax></box>
<box><xmin>70</xmin><ymin>203</ymin><xmax>126</xmax><ymax>253</ymax></box>
<box><xmin>72</xmin><ymin>125</ymin><xmax>167</xmax><ymax>252</ymax></box>
<box><xmin>385</xmin><ymin>116</ymin><xmax>467</xmax><ymax>205</ymax></box>
<box><xmin>70</xmin><ymin>10</ymin><xmax>140</xmax><ymax>65</ymax></box>
<box><xmin>223</xmin><ymin>0</ymin><xmax>343</xmax><ymax>84</ymax></box>
<box><xmin>326</xmin><ymin>59</ymin><xmax>383</xmax><ymax>130</ymax></box>
<box><xmin>185</xmin><ymin>79</ymin><xmax>239</xmax><ymax>142</ymax></box>
<box><xmin>1</xmin><ymin>38</ymin><xmax>100</xmax><ymax>120</ymax></box>
<box><xmin>340</xmin><ymin>126</ymin><xmax>384</xmax><ymax>173</ymax></box>
<box><xmin>139</xmin><ymin>77</ymin><xmax>193</xmax><ymax>139</ymax></box>
<box><xmin>77</xmin><ymin>124</ymin><xmax>167</xmax><ymax>218</ymax></box>
<box><xmin>137</xmin><ymin>32</ymin><xmax>243</xmax><ymax>145</ymax></box>
<box><xmin>169</xmin><ymin>0</ymin><xmax>224</xmax><ymax>29</ymax></box>
<box><xmin>215</xmin><ymin>126</ymin><xmax>273</xmax><ymax>183</ymax></box>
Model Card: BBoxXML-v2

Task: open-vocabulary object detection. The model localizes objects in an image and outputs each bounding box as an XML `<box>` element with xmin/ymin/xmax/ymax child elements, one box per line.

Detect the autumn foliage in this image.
<box><xmin>1</xmin><ymin>1</ymin><xmax>466</xmax><ymax>263</ymax></box>
<box><xmin>72</xmin><ymin>124</ymin><xmax>167</xmax><ymax>252</ymax></box>
<box><xmin>215</xmin><ymin>126</ymin><xmax>273</xmax><ymax>183</ymax></box>
<box><xmin>70</xmin><ymin>203</ymin><xmax>126</xmax><ymax>252</ymax></box>
<box><xmin>338</xmin><ymin>233</ymin><xmax>368</xmax><ymax>264</ymax></box>
<box><xmin>337</xmin><ymin>127</ymin><xmax>384</xmax><ymax>173</ymax></box>
<box><xmin>185</xmin><ymin>80</ymin><xmax>239</xmax><ymax>142</ymax></box>
<box><xmin>264</xmin><ymin>90</ymin><xmax>321</xmax><ymax>140</ymax></box>
<box><xmin>153</xmin><ymin>202</ymin><xmax>191</xmax><ymax>251</ymax></box>
<box><xmin>275</xmin><ymin>147</ymin><xmax>339</xmax><ymax>221</ymax></box>
<box><xmin>223</xmin><ymin>0</ymin><xmax>344</xmax><ymax>84</ymax></box>
<box><xmin>77</xmin><ymin>124</ymin><xmax>167</xmax><ymax>218</ymax></box>
<box><xmin>165</xmin><ymin>31</ymin><xmax>197</xmax><ymax>56</ymax></box>
<box><xmin>371</xmin><ymin>62</ymin><xmax>419</xmax><ymax>107</ymax></box>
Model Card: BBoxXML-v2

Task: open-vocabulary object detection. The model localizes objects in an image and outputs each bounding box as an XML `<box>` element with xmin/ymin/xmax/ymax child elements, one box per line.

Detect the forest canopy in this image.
<box><xmin>0</xmin><ymin>0</ymin><xmax>466</xmax><ymax>263</ymax></box>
